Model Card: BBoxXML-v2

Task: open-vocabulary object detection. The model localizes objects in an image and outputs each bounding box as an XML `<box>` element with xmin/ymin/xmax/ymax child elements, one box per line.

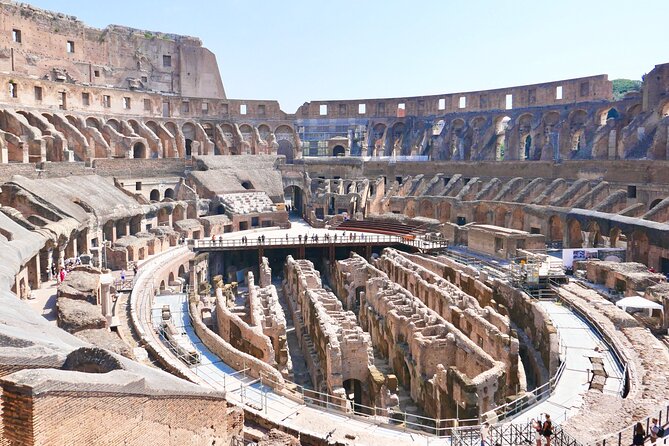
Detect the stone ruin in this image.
<box><xmin>283</xmin><ymin>255</ymin><xmax>400</xmax><ymax>412</ymax></box>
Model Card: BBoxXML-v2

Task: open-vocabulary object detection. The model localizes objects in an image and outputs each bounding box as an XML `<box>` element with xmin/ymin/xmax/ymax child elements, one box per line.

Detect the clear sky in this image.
<box><xmin>24</xmin><ymin>0</ymin><xmax>669</xmax><ymax>113</ymax></box>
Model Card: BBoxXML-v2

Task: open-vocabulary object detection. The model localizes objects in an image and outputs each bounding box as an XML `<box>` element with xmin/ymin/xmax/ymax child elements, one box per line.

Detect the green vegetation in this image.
<box><xmin>612</xmin><ymin>79</ymin><xmax>642</xmax><ymax>100</ymax></box>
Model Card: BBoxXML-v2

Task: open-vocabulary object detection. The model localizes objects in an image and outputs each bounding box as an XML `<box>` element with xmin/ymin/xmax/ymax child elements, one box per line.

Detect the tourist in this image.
<box><xmin>133</xmin><ymin>264</ymin><xmax>138</xmax><ymax>276</ymax></box>
<box><xmin>286</xmin><ymin>233</ymin><xmax>289</xmax><ymax>242</ymax></box>
<box><xmin>633</xmin><ymin>422</ymin><xmax>645</xmax><ymax>446</ymax></box>
<box><xmin>298</xmin><ymin>235</ymin><xmax>302</xmax><ymax>243</ymax></box>
<box><xmin>261</xmin><ymin>235</ymin><xmax>265</xmax><ymax>244</ymax></box>
<box><xmin>532</xmin><ymin>418</ymin><xmax>543</xmax><ymax>446</ymax></box>
<box><xmin>58</xmin><ymin>268</ymin><xmax>66</xmax><ymax>283</ymax></box>
<box><xmin>542</xmin><ymin>414</ymin><xmax>553</xmax><ymax>446</ymax></box>
<box><xmin>120</xmin><ymin>270</ymin><xmax>126</xmax><ymax>282</ymax></box>
<box><xmin>480</xmin><ymin>422</ymin><xmax>490</xmax><ymax>446</ymax></box>
<box><xmin>650</xmin><ymin>418</ymin><xmax>660</xmax><ymax>443</ymax></box>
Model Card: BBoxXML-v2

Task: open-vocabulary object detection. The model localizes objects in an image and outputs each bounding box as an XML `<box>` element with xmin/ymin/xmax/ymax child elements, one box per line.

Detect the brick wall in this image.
<box><xmin>1</xmin><ymin>387</ymin><xmax>242</xmax><ymax>446</ymax></box>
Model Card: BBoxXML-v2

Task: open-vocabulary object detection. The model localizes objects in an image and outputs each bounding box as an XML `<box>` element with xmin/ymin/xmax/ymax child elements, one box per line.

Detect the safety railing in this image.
<box><xmin>487</xmin><ymin>357</ymin><xmax>568</xmax><ymax>422</ymax></box>
<box><xmin>254</xmin><ymin>369</ymin><xmax>477</xmax><ymax>437</ymax></box>
<box><xmin>591</xmin><ymin>403</ymin><xmax>669</xmax><ymax>446</ymax></box>
<box><xmin>190</xmin><ymin>234</ymin><xmax>449</xmax><ymax>251</ymax></box>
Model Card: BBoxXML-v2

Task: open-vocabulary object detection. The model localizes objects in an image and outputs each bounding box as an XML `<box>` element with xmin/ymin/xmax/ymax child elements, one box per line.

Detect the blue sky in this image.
<box><xmin>26</xmin><ymin>0</ymin><xmax>669</xmax><ymax>113</ymax></box>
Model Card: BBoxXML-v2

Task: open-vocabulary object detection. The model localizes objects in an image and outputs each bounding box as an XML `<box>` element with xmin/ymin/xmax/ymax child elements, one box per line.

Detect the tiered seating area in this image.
<box><xmin>221</xmin><ymin>192</ymin><xmax>276</xmax><ymax>215</ymax></box>
<box><xmin>333</xmin><ymin>219</ymin><xmax>425</xmax><ymax>236</ymax></box>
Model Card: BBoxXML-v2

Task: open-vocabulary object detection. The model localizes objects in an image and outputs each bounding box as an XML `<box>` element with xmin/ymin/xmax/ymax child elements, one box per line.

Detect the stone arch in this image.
<box><xmin>404</xmin><ymin>200</ymin><xmax>416</xmax><ymax>218</ymax></box>
<box><xmin>275</xmin><ymin>125</ymin><xmax>296</xmax><ymax>163</ymax></box>
<box><xmin>150</xmin><ymin>189</ymin><xmax>160</xmax><ymax>201</ymax></box>
<box><xmin>132</xmin><ymin>142</ymin><xmax>146</xmax><ymax>159</ymax></box>
<box><xmin>661</xmin><ymin>100</ymin><xmax>669</xmax><ymax>118</ymax></box>
<box><xmin>257</xmin><ymin>124</ymin><xmax>271</xmax><ymax>142</ymax></box>
<box><xmin>173</xmin><ymin>204</ymin><xmax>185</xmax><ymax>222</ymax></box>
<box><xmin>127</xmin><ymin>119</ymin><xmax>141</xmax><ymax>135</ymax></box>
<box><xmin>182</xmin><ymin>122</ymin><xmax>196</xmax><ymax>157</ymax></box>
<box><xmin>420</xmin><ymin>199</ymin><xmax>434</xmax><ymax>219</ymax></box>
<box><xmin>586</xmin><ymin>221</ymin><xmax>604</xmax><ymax>248</ymax></box>
<box><xmin>474</xmin><ymin>203</ymin><xmax>492</xmax><ymax>224</ymax></box>
<box><xmin>494</xmin><ymin>116</ymin><xmax>511</xmax><ymax>161</ymax></box>
<box><xmin>609</xmin><ymin>227</ymin><xmax>624</xmax><ymax>249</ymax></box>
<box><xmin>650</xmin><ymin>198</ymin><xmax>663</xmax><ymax>210</ymax></box>
<box><xmin>548</xmin><ymin>215</ymin><xmax>564</xmax><ymax>243</ymax></box>
<box><xmin>567</xmin><ymin>218</ymin><xmax>583</xmax><ymax>248</ymax></box>
<box><xmin>106</xmin><ymin>119</ymin><xmax>121</xmax><ymax>132</ymax></box>
<box><xmin>494</xmin><ymin>205</ymin><xmax>508</xmax><ymax>227</ymax></box>
<box><xmin>86</xmin><ymin>117</ymin><xmax>102</xmax><ymax>130</ymax></box>
<box><xmin>598</xmin><ymin>107</ymin><xmax>620</xmax><ymax>126</ymax></box>
<box><xmin>509</xmin><ymin>207</ymin><xmax>524</xmax><ymax>230</ymax></box>
<box><xmin>164</xmin><ymin>188</ymin><xmax>175</xmax><ymax>200</ymax></box>
<box><xmin>629</xmin><ymin>230</ymin><xmax>649</xmax><ymax>266</ymax></box>
<box><xmin>449</xmin><ymin>118</ymin><xmax>466</xmax><ymax>160</ymax></box>
<box><xmin>389</xmin><ymin>122</ymin><xmax>406</xmax><ymax>156</ymax></box>
<box><xmin>168</xmin><ymin>271</ymin><xmax>175</xmax><ymax>284</ymax></box>
<box><xmin>332</xmin><ymin>145</ymin><xmax>345</xmax><ymax>157</ymax></box>
<box><xmin>178</xmin><ymin>264</ymin><xmax>186</xmax><ymax>278</ymax></box>
<box><xmin>439</xmin><ymin>201</ymin><xmax>451</xmax><ymax>223</ymax></box>
<box><xmin>371</xmin><ymin>123</ymin><xmax>386</xmax><ymax>155</ymax></box>
<box><xmin>625</xmin><ymin>104</ymin><xmax>642</xmax><ymax>125</ymax></box>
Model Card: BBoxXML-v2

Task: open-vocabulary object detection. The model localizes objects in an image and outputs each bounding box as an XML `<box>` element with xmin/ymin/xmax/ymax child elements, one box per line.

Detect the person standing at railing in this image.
<box><xmin>532</xmin><ymin>419</ymin><xmax>543</xmax><ymax>446</ymax></box>
<box><xmin>650</xmin><ymin>418</ymin><xmax>662</xmax><ymax>444</ymax></box>
<box><xmin>633</xmin><ymin>422</ymin><xmax>645</xmax><ymax>446</ymax></box>
<box><xmin>542</xmin><ymin>414</ymin><xmax>553</xmax><ymax>446</ymax></box>
<box><xmin>480</xmin><ymin>422</ymin><xmax>491</xmax><ymax>446</ymax></box>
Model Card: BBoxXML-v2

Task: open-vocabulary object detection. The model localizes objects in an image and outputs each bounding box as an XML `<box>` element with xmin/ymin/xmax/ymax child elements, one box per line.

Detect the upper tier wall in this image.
<box><xmin>295</xmin><ymin>75</ymin><xmax>612</xmax><ymax>118</ymax></box>
<box><xmin>0</xmin><ymin>1</ymin><xmax>225</xmax><ymax>98</ymax></box>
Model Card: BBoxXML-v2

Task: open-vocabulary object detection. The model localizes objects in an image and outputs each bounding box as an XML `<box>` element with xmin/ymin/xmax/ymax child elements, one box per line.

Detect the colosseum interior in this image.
<box><xmin>1</xmin><ymin>2</ymin><xmax>669</xmax><ymax>445</ymax></box>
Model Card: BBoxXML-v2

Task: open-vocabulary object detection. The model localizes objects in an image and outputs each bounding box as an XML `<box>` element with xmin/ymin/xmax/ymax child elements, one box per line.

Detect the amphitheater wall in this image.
<box><xmin>189</xmin><ymin>300</ymin><xmax>284</xmax><ymax>384</ymax></box>
<box><xmin>0</xmin><ymin>379</ymin><xmax>242</xmax><ymax>446</ymax></box>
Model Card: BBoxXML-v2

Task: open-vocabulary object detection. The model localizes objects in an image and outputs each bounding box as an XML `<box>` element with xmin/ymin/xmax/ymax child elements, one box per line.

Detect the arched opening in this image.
<box><xmin>523</xmin><ymin>135</ymin><xmax>532</xmax><ymax>160</ymax></box>
<box><xmin>185</xmin><ymin>139</ymin><xmax>193</xmax><ymax>158</ymax></box>
<box><xmin>567</xmin><ymin>219</ymin><xmax>583</xmax><ymax>248</ymax></box>
<box><xmin>571</xmin><ymin>129</ymin><xmax>585</xmax><ymax>152</ymax></box>
<box><xmin>420</xmin><ymin>200</ymin><xmax>434</xmax><ymax>219</ymax></box>
<box><xmin>600</xmin><ymin>107</ymin><xmax>620</xmax><ymax>125</ymax></box>
<box><xmin>164</xmin><ymin>188</ymin><xmax>175</xmax><ymax>200</ymax></box>
<box><xmin>548</xmin><ymin>215</ymin><xmax>564</xmax><ymax>244</ymax></box>
<box><xmin>150</xmin><ymin>189</ymin><xmax>160</xmax><ymax>202</ymax></box>
<box><xmin>106</xmin><ymin>119</ymin><xmax>120</xmax><ymax>132</ymax></box>
<box><xmin>660</xmin><ymin>101</ymin><xmax>669</xmax><ymax>118</ymax></box>
<box><xmin>494</xmin><ymin>206</ymin><xmax>508</xmax><ymax>227</ymax></box>
<box><xmin>115</xmin><ymin>220</ymin><xmax>127</xmax><ymax>238</ymax></box>
<box><xmin>173</xmin><ymin>205</ymin><xmax>185</xmax><ymax>222</ymax></box>
<box><xmin>494</xmin><ymin>116</ymin><xmax>511</xmax><ymax>161</ymax></box>
<box><xmin>586</xmin><ymin>221</ymin><xmax>603</xmax><ymax>248</ymax></box>
<box><xmin>159</xmin><ymin>280</ymin><xmax>166</xmax><ymax>291</ymax></box>
<box><xmin>332</xmin><ymin>145</ymin><xmax>345</xmax><ymax>157</ymax></box>
<box><xmin>474</xmin><ymin>204</ymin><xmax>491</xmax><ymax>224</ymax></box>
<box><xmin>85</xmin><ymin>117</ymin><xmax>102</xmax><ymax>130</ymax></box>
<box><xmin>132</xmin><ymin>142</ymin><xmax>146</xmax><ymax>159</ymax></box>
<box><xmin>629</xmin><ymin>230</ymin><xmax>649</xmax><ymax>266</ymax></box>
<box><xmin>610</xmin><ymin>227</ymin><xmax>625</xmax><ymax>249</ymax></box>
<box><xmin>241</xmin><ymin>181</ymin><xmax>253</xmax><ymax>190</ymax></box>
<box><xmin>168</xmin><ymin>272</ymin><xmax>175</xmax><ymax>284</ymax></box>
<box><xmin>284</xmin><ymin>185</ymin><xmax>304</xmax><ymax>216</ymax></box>
<box><xmin>277</xmin><ymin>140</ymin><xmax>294</xmax><ymax>163</ymax></box>
<box><xmin>439</xmin><ymin>201</ymin><xmax>451</xmax><ymax>223</ymax></box>
<box><xmin>343</xmin><ymin>378</ymin><xmax>364</xmax><ymax>414</ymax></box>
<box><xmin>178</xmin><ymin>264</ymin><xmax>186</xmax><ymax>279</ymax></box>
<box><xmin>157</xmin><ymin>208</ymin><xmax>170</xmax><ymax>226</ymax></box>
<box><xmin>650</xmin><ymin>198</ymin><xmax>662</xmax><ymax>210</ymax></box>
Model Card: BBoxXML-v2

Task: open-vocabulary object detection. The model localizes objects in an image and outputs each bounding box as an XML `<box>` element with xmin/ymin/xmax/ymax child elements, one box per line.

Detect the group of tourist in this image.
<box><xmin>633</xmin><ymin>418</ymin><xmax>666</xmax><ymax>445</ymax></box>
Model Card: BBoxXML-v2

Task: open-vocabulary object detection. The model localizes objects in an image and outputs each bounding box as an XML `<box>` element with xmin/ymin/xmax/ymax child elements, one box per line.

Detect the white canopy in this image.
<box><xmin>616</xmin><ymin>295</ymin><xmax>664</xmax><ymax>316</ymax></box>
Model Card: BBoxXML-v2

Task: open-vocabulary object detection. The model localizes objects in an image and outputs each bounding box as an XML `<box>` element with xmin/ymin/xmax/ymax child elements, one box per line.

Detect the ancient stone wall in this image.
<box><xmin>360</xmin><ymin>275</ymin><xmax>506</xmax><ymax>419</ymax></box>
<box><xmin>283</xmin><ymin>256</ymin><xmax>375</xmax><ymax>406</ymax></box>
<box><xmin>247</xmin><ymin>268</ymin><xmax>290</xmax><ymax>376</ymax></box>
<box><xmin>374</xmin><ymin>249</ymin><xmax>521</xmax><ymax>392</ymax></box>
<box><xmin>0</xmin><ymin>369</ymin><xmax>242</xmax><ymax>446</ymax></box>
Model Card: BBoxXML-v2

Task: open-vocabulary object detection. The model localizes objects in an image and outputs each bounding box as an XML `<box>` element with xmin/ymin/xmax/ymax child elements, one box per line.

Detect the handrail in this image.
<box><xmin>190</xmin><ymin>234</ymin><xmax>449</xmax><ymax>251</ymax></box>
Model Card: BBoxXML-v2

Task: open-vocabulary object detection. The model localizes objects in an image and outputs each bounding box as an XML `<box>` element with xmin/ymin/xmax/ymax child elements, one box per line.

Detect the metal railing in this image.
<box><xmin>487</xmin><ymin>357</ymin><xmax>568</xmax><ymax>422</ymax></box>
<box><xmin>191</xmin><ymin>234</ymin><xmax>449</xmax><ymax>251</ymax></box>
<box><xmin>451</xmin><ymin>421</ymin><xmax>584</xmax><ymax>446</ymax></box>
<box><xmin>592</xmin><ymin>403</ymin><xmax>669</xmax><ymax>446</ymax></box>
<box><xmin>255</xmin><ymin>369</ymin><xmax>478</xmax><ymax>437</ymax></box>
